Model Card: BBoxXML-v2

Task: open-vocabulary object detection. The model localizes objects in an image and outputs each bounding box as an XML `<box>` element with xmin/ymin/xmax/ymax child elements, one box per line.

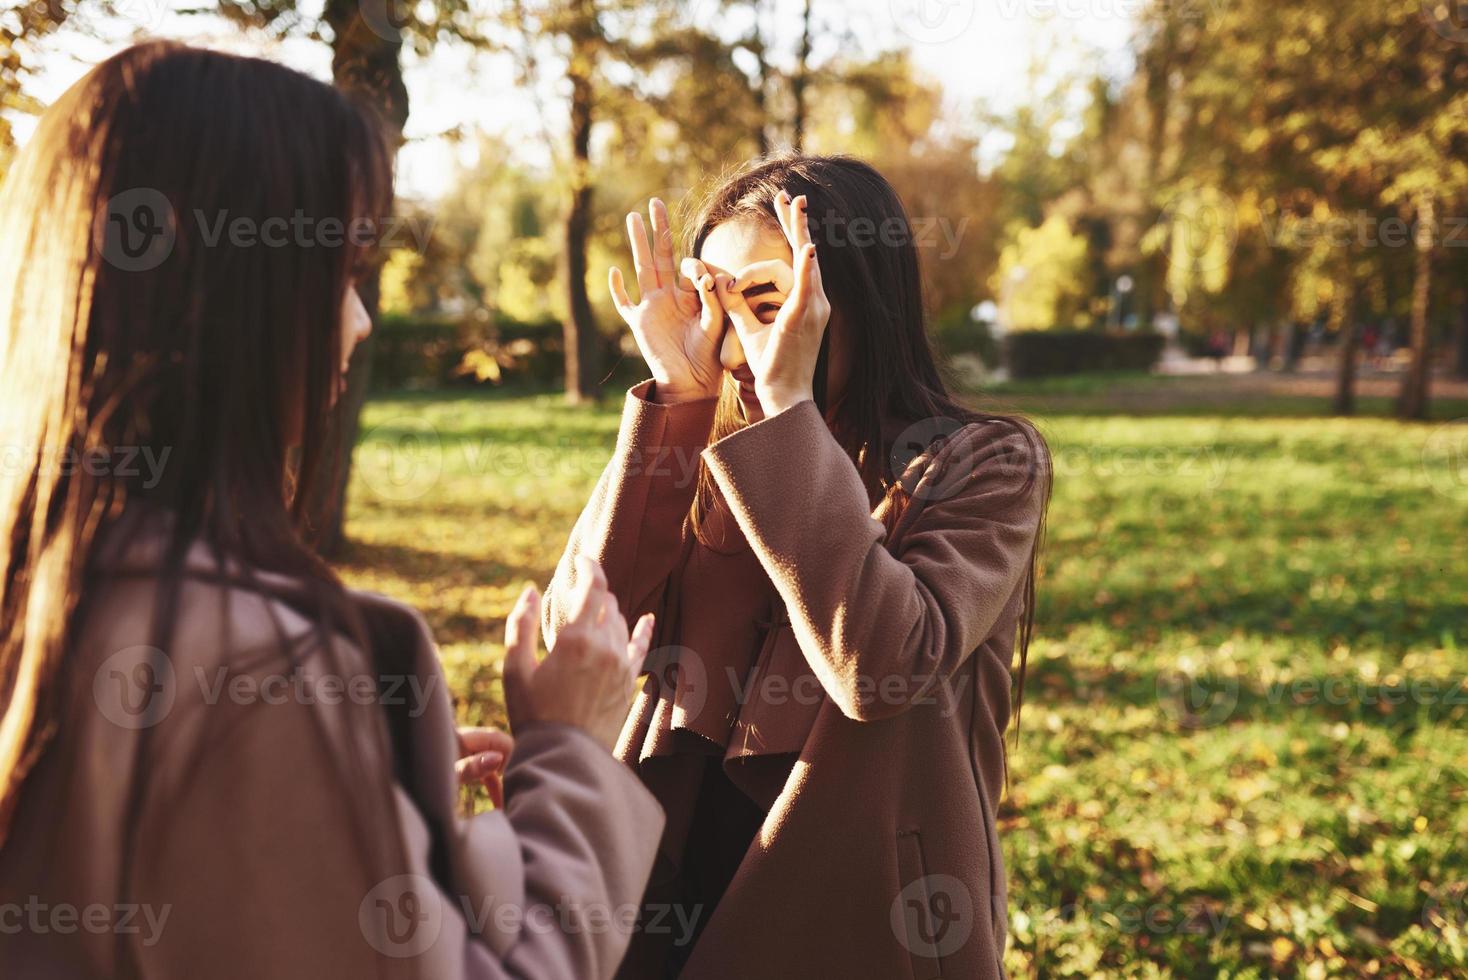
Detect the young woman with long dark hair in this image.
<box><xmin>545</xmin><ymin>155</ymin><xmax>1050</xmax><ymax>979</ymax></box>
<box><xmin>0</xmin><ymin>42</ymin><xmax>663</xmax><ymax>980</ymax></box>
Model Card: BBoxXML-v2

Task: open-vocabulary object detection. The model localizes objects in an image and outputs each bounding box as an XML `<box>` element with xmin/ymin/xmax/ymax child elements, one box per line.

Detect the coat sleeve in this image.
<box><xmin>701</xmin><ymin>402</ymin><xmax>1047</xmax><ymax>722</ymax></box>
<box><xmin>129</xmin><ymin>682</ymin><xmax>663</xmax><ymax>980</ymax></box>
<box><xmin>543</xmin><ymin>380</ymin><xmax>717</xmax><ymax>645</ymax></box>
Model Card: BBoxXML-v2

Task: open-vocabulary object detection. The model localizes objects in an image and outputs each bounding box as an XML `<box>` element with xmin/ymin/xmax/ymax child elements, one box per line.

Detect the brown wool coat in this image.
<box><xmin>544</xmin><ymin>382</ymin><xmax>1046</xmax><ymax>980</ymax></box>
<box><xmin>0</xmin><ymin>523</ymin><xmax>664</xmax><ymax>980</ymax></box>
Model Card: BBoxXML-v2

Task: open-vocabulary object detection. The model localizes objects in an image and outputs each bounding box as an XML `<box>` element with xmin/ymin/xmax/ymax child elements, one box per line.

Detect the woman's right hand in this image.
<box><xmin>502</xmin><ymin>557</ymin><xmax>653</xmax><ymax>753</ymax></box>
<box><xmin>609</xmin><ymin>198</ymin><xmax>726</xmax><ymax>404</ymax></box>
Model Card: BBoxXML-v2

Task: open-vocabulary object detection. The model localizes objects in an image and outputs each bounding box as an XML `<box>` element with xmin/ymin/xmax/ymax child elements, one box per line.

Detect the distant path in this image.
<box><xmin>1156</xmin><ymin>350</ymin><xmax>1468</xmax><ymax>399</ymax></box>
<box><xmin>980</xmin><ymin>367</ymin><xmax>1468</xmax><ymax>418</ymax></box>
<box><xmin>1155</xmin><ymin>365</ymin><xmax>1468</xmax><ymax>401</ymax></box>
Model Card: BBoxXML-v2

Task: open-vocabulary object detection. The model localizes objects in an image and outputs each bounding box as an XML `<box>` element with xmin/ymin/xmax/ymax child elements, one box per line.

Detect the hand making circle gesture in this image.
<box><xmin>609</xmin><ymin>198</ymin><xmax>727</xmax><ymax>404</ymax></box>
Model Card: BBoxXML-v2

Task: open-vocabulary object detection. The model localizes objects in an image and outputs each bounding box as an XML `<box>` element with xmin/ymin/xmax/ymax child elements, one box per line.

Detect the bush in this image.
<box><xmin>1005</xmin><ymin>329</ymin><xmax>1164</xmax><ymax>379</ymax></box>
<box><xmin>931</xmin><ymin>307</ymin><xmax>999</xmax><ymax>365</ymax></box>
<box><xmin>370</xmin><ymin>313</ymin><xmax>581</xmax><ymax>391</ymax></box>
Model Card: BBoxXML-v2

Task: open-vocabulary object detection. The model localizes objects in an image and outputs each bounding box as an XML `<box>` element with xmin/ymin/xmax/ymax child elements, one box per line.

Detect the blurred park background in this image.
<box><xmin>5</xmin><ymin>1</ymin><xmax>1467</xmax><ymax>976</ymax></box>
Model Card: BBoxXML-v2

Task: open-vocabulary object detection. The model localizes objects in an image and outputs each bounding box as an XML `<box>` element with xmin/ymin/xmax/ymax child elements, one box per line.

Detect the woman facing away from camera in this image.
<box><xmin>0</xmin><ymin>42</ymin><xmax>665</xmax><ymax>980</ymax></box>
<box><xmin>544</xmin><ymin>156</ymin><xmax>1051</xmax><ymax>979</ymax></box>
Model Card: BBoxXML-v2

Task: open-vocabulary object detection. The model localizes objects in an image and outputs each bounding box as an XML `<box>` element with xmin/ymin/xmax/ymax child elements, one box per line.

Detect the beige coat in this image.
<box><xmin>0</xmin><ymin>523</ymin><xmax>664</xmax><ymax>980</ymax></box>
<box><xmin>545</xmin><ymin>383</ymin><xmax>1046</xmax><ymax>980</ymax></box>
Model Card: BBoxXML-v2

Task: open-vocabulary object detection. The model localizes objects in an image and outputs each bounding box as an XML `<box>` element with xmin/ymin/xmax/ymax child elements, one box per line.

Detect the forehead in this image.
<box><xmin>698</xmin><ymin>216</ymin><xmax>791</xmax><ymax>275</ymax></box>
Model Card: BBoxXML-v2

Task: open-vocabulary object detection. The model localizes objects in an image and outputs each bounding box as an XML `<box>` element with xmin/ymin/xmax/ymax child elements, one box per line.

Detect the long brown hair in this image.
<box><xmin>687</xmin><ymin>155</ymin><xmax>1050</xmax><ymax>732</ymax></box>
<box><xmin>0</xmin><ymin>39</ymin><xmax>396</xmax><ymax>882</ymax></box>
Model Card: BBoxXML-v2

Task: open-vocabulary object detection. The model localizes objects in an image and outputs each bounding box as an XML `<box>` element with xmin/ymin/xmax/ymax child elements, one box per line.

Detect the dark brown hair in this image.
<box><xmin>0</xmin><ymin>40</ymin><xmax>401</xmax><ymax>956</ymax></box>
<box><xmin>688</xmin><ymin>155</ymin><xmax>1050</xmax><ymax>733</ymax></box>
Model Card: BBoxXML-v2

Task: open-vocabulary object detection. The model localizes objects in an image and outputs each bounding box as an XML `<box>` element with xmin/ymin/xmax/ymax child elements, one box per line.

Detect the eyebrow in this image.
<box><xmin>742</xmin><ymin>282</ymin><xmax>781</xmax><ymax>300</ymax></box>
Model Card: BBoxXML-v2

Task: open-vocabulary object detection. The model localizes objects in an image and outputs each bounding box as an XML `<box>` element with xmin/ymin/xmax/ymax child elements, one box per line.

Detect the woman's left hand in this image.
<box><xmin>721</xmin><ymin>191</ymin><xmax>831</xmax><ymax>416</ymax></box>
<box><xmin>456</xmin><ymin>726</ymin><xmax>514</xmax><ymax>808</ymax></box>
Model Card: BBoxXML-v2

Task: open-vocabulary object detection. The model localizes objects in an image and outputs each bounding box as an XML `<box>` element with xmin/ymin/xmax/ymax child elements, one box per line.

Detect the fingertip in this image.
<box><xmin>509</xmin><ymin>582</ymin><xmax>533</xmax><ymax>618</ymax></box>
<box><xmin>575</xmin><ymin>554</ymin><xmax>608</xmax><ymax>591</ymax></box>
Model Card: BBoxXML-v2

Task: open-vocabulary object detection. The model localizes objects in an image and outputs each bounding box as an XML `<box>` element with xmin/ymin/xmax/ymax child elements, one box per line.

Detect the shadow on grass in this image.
<box><xmin>1025</xmin><ymin>652</ymin><xmax>1467</xmax><ymax>733</ymax></box>
<box><xmin>1039</xmin><ymin>575</ymin><xmax>1463</xmax><ymax>652</ymax></box>
<box><xmin>340</xmin><ymin>533</ymin><xmax>551</xmax><ymax>576</ymax></box>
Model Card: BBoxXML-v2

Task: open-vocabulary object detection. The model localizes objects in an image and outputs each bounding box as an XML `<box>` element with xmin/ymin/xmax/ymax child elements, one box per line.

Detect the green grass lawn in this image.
<box><xmin>340</xmin><ymin>375</ymin><xmax>1467</xmax><ymax>979</ymax></box>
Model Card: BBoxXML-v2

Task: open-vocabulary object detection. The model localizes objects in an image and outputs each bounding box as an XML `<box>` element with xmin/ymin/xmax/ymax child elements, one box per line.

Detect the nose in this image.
<box><xmin>720</xmin><ymin>322</ymin><xmax>746</xmax><ymax>373</ymax></box>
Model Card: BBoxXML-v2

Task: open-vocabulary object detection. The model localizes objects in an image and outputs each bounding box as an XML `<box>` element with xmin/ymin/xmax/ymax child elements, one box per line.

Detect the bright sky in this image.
<box><xmin>10</xmin><ymin>0</ymin><xmax>1137</xmax><ymax>199</ymax></box>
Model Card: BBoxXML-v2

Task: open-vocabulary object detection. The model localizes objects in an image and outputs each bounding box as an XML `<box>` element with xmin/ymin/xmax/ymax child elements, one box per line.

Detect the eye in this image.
<box><xmin>753</xmin><ymin>301</ymin><xmax>783</xmax><ymax>324</ymax></box>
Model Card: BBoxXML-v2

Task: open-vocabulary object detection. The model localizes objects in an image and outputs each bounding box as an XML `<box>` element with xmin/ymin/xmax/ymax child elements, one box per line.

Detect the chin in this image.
<box><xmin>735</xmin><ymin>383</ymin><xmax>764</xmax><ymax>421</ymax></box>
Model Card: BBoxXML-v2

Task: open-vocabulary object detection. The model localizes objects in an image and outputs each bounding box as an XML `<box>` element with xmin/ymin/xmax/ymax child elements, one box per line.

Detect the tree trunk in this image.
<box><xmin>563</xmin><ymin>34</ymin><xmax>599</xmax><ymax>404</ymax></box>
<box><xmin>1397</xmin><ymin>196</ymin><xmax>1435</xmax><ymax>420</ymax></box>
<box><xmin>308</xmin><ymin>0</ymin><xmax>409</xmax><ymax>556</ymax></box>
<box><xmin>1454</xmin><ymin>287</ymin><xmax>1468</xmax><ymax>380</ymax></box>
<box><xmin>1134</xmin><ymin>14</ymin><xmax>1177</xmax><ymax>330</ymax></box>
<box><xmin>750</xmin><ymin>1</ymin><xmax>770</xmax><ymax>158</ymax></box>
<box><xmin>1331</xmin><ymin>285</ymin><xmax>1357</xmax><ymax>416</ymax></box>
<box><xmin>790</xmin><ymin>0</ymin><xmax>812</xmax><ymax>152</ymax></box>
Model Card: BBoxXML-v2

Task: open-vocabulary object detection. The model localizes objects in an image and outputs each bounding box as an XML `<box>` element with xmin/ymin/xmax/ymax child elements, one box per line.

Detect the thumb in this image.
<box><xmin>719</xmin><ymin>275</ymin><xmax>761</xmax><ymax>350</ymax></box>
<box><xmin>693</xmin><ymin>270</ymin><xmax>725</xmax><ymax>343</ymax></box>
<box><xmin>627</xmin><ymin>612</ymin><xmax>655</xmax><ymax>674</ymax></box>
<box><xmin>503</xmin><ymin>584</ymin><xmax>541</xmax><ymax>728</ymax></box>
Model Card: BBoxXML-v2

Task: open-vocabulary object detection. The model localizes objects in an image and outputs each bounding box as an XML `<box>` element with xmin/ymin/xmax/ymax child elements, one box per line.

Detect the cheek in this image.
<box><xmin>341</xmin><ymin>290</ymin><xmax>371</xmax><ymax>354</ymax></box>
